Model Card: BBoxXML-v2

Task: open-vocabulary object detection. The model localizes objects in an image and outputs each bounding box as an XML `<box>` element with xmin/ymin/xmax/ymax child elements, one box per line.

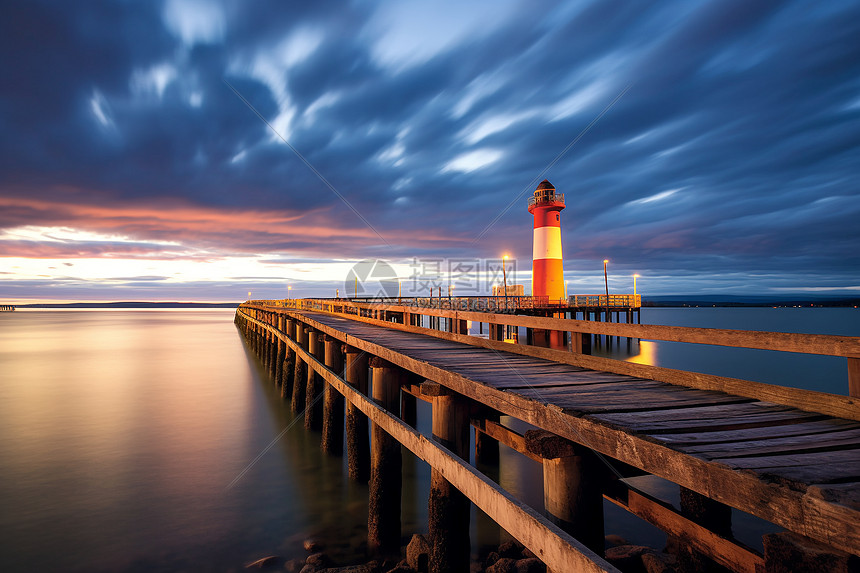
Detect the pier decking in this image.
<box><xmin>235</xmin><ymin>300</ymin><xmax>860</xmax><ymax>572</ymax></box>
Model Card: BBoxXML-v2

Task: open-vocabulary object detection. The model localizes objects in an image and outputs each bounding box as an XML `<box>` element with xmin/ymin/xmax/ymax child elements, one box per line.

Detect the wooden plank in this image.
<box><xmin>654</xmin><ymin>419</ymin><xmax>860</xmax><ymax>446</ymax></box>
<box><xmin>711</xmin><ymin>450</ymin><xmax>860</xmax><ymax>487</ymax></box>
<box><xmin>246</xmin><ymin>309</ymin><xmax>860</xmax><ymax>554</ymax></box>
<box><xmin>285</xmin><ymin>307</ymin><xmax>860</xmax><ymax>421</ymax></box>
<box><xmin>602</xmin><ymin>411</ymin><xmax>828</xmax><ymax>434</ymax></box>
<box><xmin>682</xmin><ymin>428</ymin><xmax>860</xmax><ymax>459</ymax></box>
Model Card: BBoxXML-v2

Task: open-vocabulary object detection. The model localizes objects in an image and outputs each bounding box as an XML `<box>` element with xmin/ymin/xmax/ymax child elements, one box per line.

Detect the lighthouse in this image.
<box><xmin>529</xmin><ymin>179</ymin><xmax>566</xmax><ymax>302</ymax></box>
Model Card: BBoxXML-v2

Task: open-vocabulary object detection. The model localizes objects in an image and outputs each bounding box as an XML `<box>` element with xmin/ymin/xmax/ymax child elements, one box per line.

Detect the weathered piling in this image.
<box><xmin>423</xmin><ymin>381</ymin><xmax>471</xmax><ymax>573</ymax></box>
<box><xmin>475</xmin><ymin>410</ymin><xmax>500</xmax><ymax>465</ymax></box>
<box><xmin>291</xmin><ymin>326</ymin><xmax>308</xmax><ymax>413</ymax></box>
<box><xmin>321</xmin><ymin>335</ymin><xmax>344</xmax><ymax>455</ymax></box>
<box><xmin>344</xmin><ymin>345</ymin><xmax>370</xmax><ymax>482</ymax></box>
<box><xmin>305</xmin><ymin>330</ymin><xmax>325</xmax><ymax>431</ymax></box>
<box><xmin>670</xmin><ymin>487</ymin><xmax>733</xmax><ymax>570</ymax></box>
<box><xmin>526</xmin><ymin>430</ymin><xmax>605</xmax><ymax>558</ymax></box>
<box><xmin>275</xmin><ymin>316</ymin><xmax>285</xmax><ymax>387</ymax></box>
<box><xmin>368</xmin><ymin>356</ymin><xmax>402</xmax><ymax>557</ymax></box>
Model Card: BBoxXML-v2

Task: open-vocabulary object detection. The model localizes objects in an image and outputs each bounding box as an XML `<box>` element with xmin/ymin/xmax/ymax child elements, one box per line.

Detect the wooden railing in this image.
<box><xmin>256</xmin><ymin>297</ymin><xmax>860</xmax><ymax>406</ymax></box>
<box><xmin>257</xmin><ymin>293</ymin><xmax>640</xmax><ymax>313</ymax></box>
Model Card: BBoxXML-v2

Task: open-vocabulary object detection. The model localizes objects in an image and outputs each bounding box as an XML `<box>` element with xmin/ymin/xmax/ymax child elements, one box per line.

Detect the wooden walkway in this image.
<box><xmin>294</xmin><ymin>310</ymin><xmax>860</xmax><ymax>550</ymax></box>
<box><xmin>237</xmin><ymin>302</ymin><xmax>860</xmax><ymax>571</ymax></box>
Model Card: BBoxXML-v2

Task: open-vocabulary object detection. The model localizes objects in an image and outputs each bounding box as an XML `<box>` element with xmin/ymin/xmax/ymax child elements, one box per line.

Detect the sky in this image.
<box><xmin>1</xmin><ymin>0</ymin><xmax>859</xmax><ymax>302</ymax></box>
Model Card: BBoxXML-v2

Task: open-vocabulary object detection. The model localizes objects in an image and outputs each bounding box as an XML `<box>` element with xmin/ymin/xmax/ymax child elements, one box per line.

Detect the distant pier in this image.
<box><xmin>0</xmin><ymin>305</ymin><xmax>15</xmax><ymax>311</ymax></box>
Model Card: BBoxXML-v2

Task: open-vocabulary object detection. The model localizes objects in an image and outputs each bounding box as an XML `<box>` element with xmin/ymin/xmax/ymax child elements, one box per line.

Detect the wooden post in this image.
<box><xmin>401</xmin><ymin>390</ymin><xmax>418</xmax><ymax>428</ymax></box>
<box><xmin>368</xmin><ymin>357</ymin><xmax>402</xmax><ymax>557</ymax></box>
<box><xmin>848</xmin><ymin>357</ymin><xmax>860</xmax><ymax>397</ymax></box>
<box><xmin>321</xmin><ymin>336</ymin><xmax>345</xmax><ymax>455</ymax></box>
<box><xmin>475</xmin><ymin>410</ymin><xmax>500</xmax><ymax>465</ymax></box>
<box><xmin>423</xmin><ymin>381</ymin><xmax>470</xmax><ymax>573</ymax></box>
<box><xmin>669</xmin><ymin>487</ymin><xmax>733</xmax><ymax>571</ymax></box>
<box><xmin>275</xmin><ymin>316</ymin><xmax>285</xmax><ymax>387</ymax></box>
<box><xmin>291</xmin><ymin>326</ymin><xmax>308</xmax><ymax>413</ymax></box>
<box><xmin>305</xmin><ymin>330</ymin><xmax>325</xmax><ymax>430</ymax></box>
<box><xmin>458</xmin><ymin>319</ymin><xmax>468</xmax><ymax>336</ymax></box>
<box><xmin>525</xmin><ymin>430</ymin><xmax>605</xmax><ymax>558</ymax></box>
<box><xmin>344</xmin><ymin>346</ymin><xmax>370</xmax><ymax>482</ymax></box>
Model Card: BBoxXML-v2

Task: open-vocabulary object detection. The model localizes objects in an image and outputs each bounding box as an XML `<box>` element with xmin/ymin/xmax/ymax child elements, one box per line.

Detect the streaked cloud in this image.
<box><xmin>1</xmin><ymin>0</ymin><xmax>858</xmax><ymax>300</ymax></box>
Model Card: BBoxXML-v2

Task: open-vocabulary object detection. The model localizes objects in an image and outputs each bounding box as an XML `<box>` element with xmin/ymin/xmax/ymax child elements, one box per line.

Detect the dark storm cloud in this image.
<box><xmin>1</xmin><ymin>0</ymin><xmax>859</xmax><ymax>296</ymax></box>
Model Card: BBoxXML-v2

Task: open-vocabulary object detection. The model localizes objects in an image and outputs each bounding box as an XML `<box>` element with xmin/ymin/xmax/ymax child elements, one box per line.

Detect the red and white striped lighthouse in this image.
<box><xmin>529</xmin><ymin>179</ymin><xmax>566</xmax><ymax>302</ymax></box>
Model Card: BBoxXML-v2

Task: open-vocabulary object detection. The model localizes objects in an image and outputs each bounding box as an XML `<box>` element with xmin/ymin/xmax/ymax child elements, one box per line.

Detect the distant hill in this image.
<box><xmin>642</xmin><ymin>295</ymin><xmax>860</xmax><ymax>307</ymax></box>
<box><xmin>21</xmin><ymin>301</ymin><xmax>240</xmax><ymax>309</ymax></box>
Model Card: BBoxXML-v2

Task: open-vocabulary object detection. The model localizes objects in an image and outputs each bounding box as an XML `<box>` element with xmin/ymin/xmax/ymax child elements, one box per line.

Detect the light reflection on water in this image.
<box><xmin>0</xmin><ymin>310</ymin><xmax>372</xmax><ymax>572</ymax></box>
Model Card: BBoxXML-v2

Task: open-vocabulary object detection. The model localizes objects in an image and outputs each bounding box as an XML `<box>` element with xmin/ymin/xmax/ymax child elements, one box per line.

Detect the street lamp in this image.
<box><xmin>603</xmin><ymin>259</ymin><xmax>609</xmax><ymax>316</ymax></box>
<box><xmin>248</xmin><ymin>291</ymin><xmax>251</xmax><ymax>301</ymax></box>
<box><xmin>502</xmin><ymin>254</ymin><xmax>509</xmax><ymax>312</ymax></box>
<box><xmin>633</xmin><ymin>274</ymin><xmax>640</xmax><ymax>296</ymax></box>
<box><xmin>288</xmin><ymin>285</ymin><xmax>292</xmax><ymax>299</ymax></box>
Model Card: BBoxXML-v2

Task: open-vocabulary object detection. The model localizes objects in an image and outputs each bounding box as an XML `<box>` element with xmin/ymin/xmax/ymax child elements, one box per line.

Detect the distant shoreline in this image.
<box><xmin>12</xmin><ymin>297</ymin><xmax>859</xmax><ymax>309</ymax></box>
<box><xmin>18</xmin><ymin>302</ymin><xmax>240</xmax><ymax>309</ymax></box>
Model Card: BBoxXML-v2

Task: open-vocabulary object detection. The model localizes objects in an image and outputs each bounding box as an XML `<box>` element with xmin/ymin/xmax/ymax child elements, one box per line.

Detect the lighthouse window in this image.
<box><xmin>555</xmin><ymin>213</ymin><xmax>559</xmax><ymax>221</ymax></box>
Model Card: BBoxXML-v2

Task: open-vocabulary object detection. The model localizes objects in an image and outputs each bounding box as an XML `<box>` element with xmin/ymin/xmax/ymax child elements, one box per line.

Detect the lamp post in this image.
<box><xmin>633</xmin><ymin>274</ymin><xmax>639</xmax><ymax>296</ymax></box>
<box><xmin>603</xmin><ymin>259</ymin><xmax>609</xmax><ymax>318</ymax></box>
<box><xmin>502</xmin><ymin>254</ymin><xmax>509</xmax><ymax>313</ymax></box>
<box><xmin>288</xmin><ymin>285</ymin><xmax>292</xmax><ymax>299</ymax></box>
<box><xmin>248</xmin><ymin>291</ymin><xmax>251</xmax><ymax>301</ymax></box>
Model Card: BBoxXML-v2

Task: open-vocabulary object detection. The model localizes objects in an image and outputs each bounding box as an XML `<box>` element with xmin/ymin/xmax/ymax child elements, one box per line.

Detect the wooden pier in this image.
<box><xmin>235</xmin><ymin>298</ymin><xmax>860</xmax><ymax>572</ymax></box>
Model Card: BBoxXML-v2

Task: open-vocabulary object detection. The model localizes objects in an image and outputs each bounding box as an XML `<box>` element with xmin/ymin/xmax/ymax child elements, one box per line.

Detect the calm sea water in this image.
<box><xmin>0</xmin><ymin>307</ymin><xmax>856</xmax><ymax>572</ymax></box>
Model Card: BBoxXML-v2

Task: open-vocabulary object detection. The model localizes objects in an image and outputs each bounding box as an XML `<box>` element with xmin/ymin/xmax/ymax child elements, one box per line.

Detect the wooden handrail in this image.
<box><xmin>254</xmin><ymin>298</ymin><xmax>860</xmax><ymax>359</ymax></box>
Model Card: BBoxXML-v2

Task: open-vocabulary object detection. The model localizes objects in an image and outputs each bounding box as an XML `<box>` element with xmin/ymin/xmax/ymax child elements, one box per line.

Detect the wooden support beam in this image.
<box><xmin>603</xmin><ymin>481</ymin><xmax>762</xmax><ymax>573</ymax></box>
<box><xmin>526</xmin><ymin>430</ymin><xmax>605</xmax><ymax>557</ymax></box>
<box><xmin>275</xmin><ymin>315</ymin><xmax>286</xmax><ymax>388</ymax></box>
<box><xmin>291</xmin><ymin>326</ymin><xmax>308</xmax><ymax>413</ymax></box>
<box><xmin>474</xmin><ymin>411</ymin><xmax>500</xmax><ymax>465</ymax></box>
<box><xmin>344</xmin><ymin>346</ymin><xmax>370</xmax><ymax>482</ymax></box>
<box><xmin>430</xmin><ymin>391</ymin><xmax>471</xmax><ymax>573</ymax></box>
<box><xmin>472</xmin><ymin>418</ymin><xmax>541</xmax><ymax>463</ymax></box>
<box><xmin>322</xmin><ymin>336</ymin><xmax>345</xmax><ymax>455</ymax></box>
<box><xmin>368</xmin><ymin>356</ymin><xmax>402</xmax><ymax>557</ymax></box>
<box><xmin>848</xmin><ymin>357</ymin><xmax>860</xmax><ymax>398</ymax></box>
<box><xmin>305</xmin><ymin>331</ymin><xmax>324</xmax><ymax>431</ymax></box>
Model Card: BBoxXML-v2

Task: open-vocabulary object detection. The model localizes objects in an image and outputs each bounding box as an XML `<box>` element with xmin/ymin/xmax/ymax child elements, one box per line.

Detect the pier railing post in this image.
<box><xmin>291</xmin><ymin>325</ymin><xmax>308</xmax><ymax>413</ymax></box>
<box><xmin>305</xmin><ymin>330</ymin><xmax>325</xmax><ymax>431</ymax></box>
<box><xmin>848</xmin><ymin>357</ymin><xmax>859</xmax><ymax>397</ymax></box>
<box><xmin>321</xmin><ymin>336</ymin><xmax>345</xmax><ymax>455</ymax></box>
<box><xmin>525</xmin><ymin>430</ymin><xmax>605</xmax><ymax>558</ymax></box>
<box><xmin>344</xmin><ymin>345</ymin><xmax>370</xmax><ymax>482</ymax></box>
<box><xmin>423</xmin><ymin>381</ymin><xmax>471</xmax><ymax>573</ymax></box>
<box><xmin>368</xmin><ymin>356</ymin><xmax>402</xmax><ymax>557</ymax></box>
